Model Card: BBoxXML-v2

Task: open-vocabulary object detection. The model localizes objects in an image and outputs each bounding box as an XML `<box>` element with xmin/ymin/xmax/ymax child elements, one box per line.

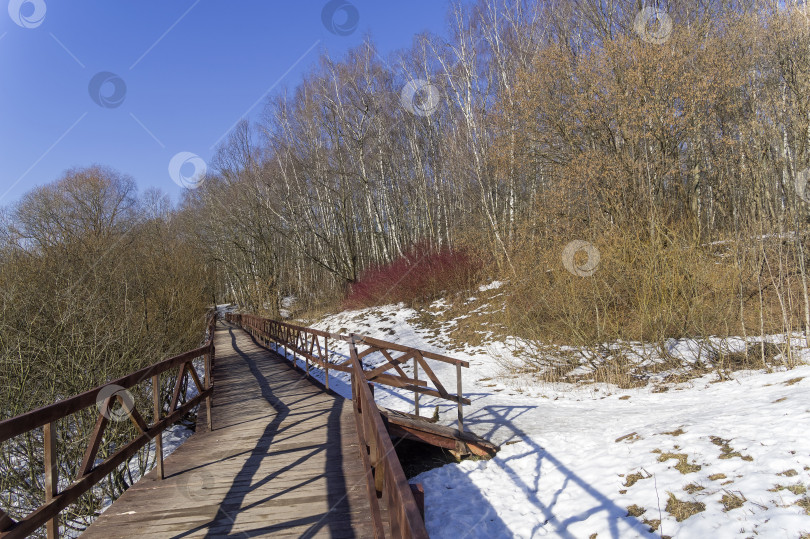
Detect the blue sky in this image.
<box><xmin>0</xmin><ymin>0</ymin><xmax>450</xmax><ymax>205</ymax></box>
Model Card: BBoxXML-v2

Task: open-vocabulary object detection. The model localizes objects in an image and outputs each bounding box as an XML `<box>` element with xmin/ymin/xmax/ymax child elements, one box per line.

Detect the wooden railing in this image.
<box><xmin>225</xmin><ymin>312</ymin><xmax>472</xmax><ymax>539</ymax></box>
<box><xmin>226</xmin><ymin>313</ymin><xmax>470</xmax><ymax>428</ymax></box>
<box><xmin>348</xmin><ymin>338</ymin><xmax>429</xmax><ymax>539</ymax></box>
<box><xmin>0</xmin><ymin>314</ymin><xmax>216</xmax><ymax>539</ymax></box>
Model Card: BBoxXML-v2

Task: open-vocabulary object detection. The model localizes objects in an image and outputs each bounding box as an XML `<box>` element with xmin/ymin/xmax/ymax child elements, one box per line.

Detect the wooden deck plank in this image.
<box><xmin>83</xmin><ymin>322</ymin><xmax>378</xmax><ymax>538</ymax></box>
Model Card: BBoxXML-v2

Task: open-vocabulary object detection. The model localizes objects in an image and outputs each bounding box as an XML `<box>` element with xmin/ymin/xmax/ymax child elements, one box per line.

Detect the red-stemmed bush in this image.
<box><xmin>344</xmin><ymin>242</ymin><xmax>479</xmax><ymax>308</ymax></box>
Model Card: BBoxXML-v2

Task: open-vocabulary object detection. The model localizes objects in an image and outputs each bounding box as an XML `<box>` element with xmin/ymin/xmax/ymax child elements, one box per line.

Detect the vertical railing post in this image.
<box><xmin>292</xmin><ymin>330</ymin><xmax>297</xmax><ymax>369</ymax></box>
<box><xmin>351</xmin><ymin>357</ymin><xmax>357</xmax><ymax>412</ymax></box>
<box><xmin>0</xmin><ymin>509</ymin><xmax>13</xmax><ymax>532</ymax></box>
<box><xmin>305</xmin><ymin>335</ymin><xmax>309</xmax><ymax>377</ymax></box>
<box><xmin>366</xmin><ymin>395</ymin><xmax>376</xmax><ymax>461</ymax></box>
<box><xmin>152</xmin><ymin>374</ymin><xmax>164</xmax><ymax>480</ymax></box>
<box><xmin>350</xmin><ymin>340</ymin><xmax>359</xmax><ymax>414</ymax></box>
<box><xmin>43</xmin><ymin>421</ymin><xmax>58</xmax><ymax>539</ymax></box>
<box><xmin>324</xmin><ymin>336</ymin><xmax>330</xmax><ymax>391</ymax></box>
<box><xmin>413</xmin><ymin>356</ymin><xmax>420</xmax><ymax>417</ymax></box>
<box><xmin>456</xmin><ymin>362</ymin><xmax>464</xmax><ymax>431</ymax></box>
<box><xmin>205</xmin><ymin>347</ymin><xmax>213</xmax><ymax>432</ymax></box>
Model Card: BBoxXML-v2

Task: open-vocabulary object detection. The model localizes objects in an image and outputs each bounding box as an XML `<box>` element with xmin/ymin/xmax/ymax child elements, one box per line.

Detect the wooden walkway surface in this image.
<box><xmin>84</xmin><ymin>322</ymin><xmax>380</xmax><ymax>538</ymax></box>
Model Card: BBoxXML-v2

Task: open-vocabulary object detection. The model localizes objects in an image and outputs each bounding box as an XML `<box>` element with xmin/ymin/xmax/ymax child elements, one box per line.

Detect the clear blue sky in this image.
<box><xmin>0</xmin><ymin>0</ymin><xmax>450</xmax><ymax>205</ymax></box>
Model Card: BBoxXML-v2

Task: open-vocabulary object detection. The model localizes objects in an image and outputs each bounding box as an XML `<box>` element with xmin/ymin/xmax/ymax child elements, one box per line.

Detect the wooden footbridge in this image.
<box><xmin>0</xmin><ymin>312</ymin><xmax>496</xmax><ymax>538</ymax></box>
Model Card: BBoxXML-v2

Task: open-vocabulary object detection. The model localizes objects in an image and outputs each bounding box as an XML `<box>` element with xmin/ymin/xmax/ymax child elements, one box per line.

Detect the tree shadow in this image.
<box><xmin>445</xmin><ymin>405</ymin><xmax>661</xmax><ymax>539</ymax></box>
<box><xmin>171</xmin><ymin>327</ymin><xmax>356</xmax><ymax>538</ymax></box>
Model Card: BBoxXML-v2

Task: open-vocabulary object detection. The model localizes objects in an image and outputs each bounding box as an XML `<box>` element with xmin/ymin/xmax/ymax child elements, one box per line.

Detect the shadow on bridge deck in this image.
<box><xmin>83</xmin><ymin>323</ymin><xmax>379</xmax><ymax>538</ymax></box>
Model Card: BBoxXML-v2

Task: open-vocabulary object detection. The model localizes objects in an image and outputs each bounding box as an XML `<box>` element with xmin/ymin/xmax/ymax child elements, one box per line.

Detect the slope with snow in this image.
<box><xmin>283</xmin><ymin>295</ymin><xmax>810</xmax><ymax>538</ymax></box>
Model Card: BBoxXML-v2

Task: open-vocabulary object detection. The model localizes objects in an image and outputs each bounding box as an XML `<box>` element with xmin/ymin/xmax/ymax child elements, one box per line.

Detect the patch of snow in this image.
<box><xmin>479</xmin><ymin>280</ymin><xmax>505</xmax><ymax>292</ymax></box>
<box><xmin>293</xmin><ymin>304</ymin><xmax>810</xmax><ymax>538</ymax></box>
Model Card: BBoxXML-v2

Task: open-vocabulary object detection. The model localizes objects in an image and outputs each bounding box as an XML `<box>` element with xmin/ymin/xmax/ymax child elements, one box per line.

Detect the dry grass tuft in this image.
<box><xmin>790</xmin><ymin>484</ymin><xmax>809</xmax><ymax>495</ymax></box>
<box><xmin>642</xmin><ymin>519</ymin><xmax>660</xmax><ymax>533</ymax></box>
<box><xmin>720</xmin><ymin>491</ymin><xmax>745</xmax><ymax>511</ymax></box>
<box><xmin>684</xmin><ymin>483</ymin><xmax>705</xmax><ymax>494</ymax></box>
<box><xmin>663</xmin><ymin>428</ymin><xmax>686</xmax><ymax>436</ymax></box>
<box><xmin>658</xmin><ymin>452</ymin><xmax>702</xmax><ymax>474</ymax></box>
<box><xmin>796</xmin><ymin>497</ymin><xmax>810</xmax><ymax>514</ymax></box>
<box><xmin>710</xmin><ymin>436</ymin><xmax>752</xmax><ymax>461</ymax></box>
<box><xmin>666</xmin><ymin>493</ymin><xmax>706</xmax><ymax>521</ymax></box>
<box><xmin>624</xmin><ymin>471</ymin><xmax>649</xmax><ymax>487</ymax></box>
<box><xmin>778</xmin><ymin>469</ymin><xmax>799</xmax><ymax>477</ymax></box>
<box><xmin>708</xmin><ymin>473</ymin><xmax>727</xmax><ymax>481</ymax></box>
<box><xmin>615</xmin><ymin>432</ymin><xmax>638</xmax><ymax>443</ymax></box>
<box><xmin>784</xmin><ymin>377</ymin><xmax>804</xmax><ymax>386</ymax></box>
<box><xmin>626</xmin><ymin>504</ymin><xmax>645</xmax><ymax>517</ymax></box>
<box><xmin>770</xmin><ymin>483</ymin><xmax>807</xmax><ymax>495</ymax></box>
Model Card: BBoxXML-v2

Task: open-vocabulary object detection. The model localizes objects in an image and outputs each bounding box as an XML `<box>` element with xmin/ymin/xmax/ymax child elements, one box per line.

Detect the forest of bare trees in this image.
<box><xmin>185</xmin><ymin>0</ymin><xmax>810</xmax><ymax>360</ymax></box>
<box><xmin>0</xmin><ymin>166</ymin><xmax>213</xmax><ymax>533</ymax></box>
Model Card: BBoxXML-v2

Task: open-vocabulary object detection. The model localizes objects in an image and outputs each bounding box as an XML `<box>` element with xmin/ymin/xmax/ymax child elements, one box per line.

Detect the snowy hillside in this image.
<box><xmin>282</xmin><ymin>294</ymin><xmax>810</xmax><ymax>538</ymax></box>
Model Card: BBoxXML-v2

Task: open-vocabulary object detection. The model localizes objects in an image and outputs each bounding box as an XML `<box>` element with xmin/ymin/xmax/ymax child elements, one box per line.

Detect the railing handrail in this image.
<box><xmin>227</xmin><ymin>313</ymin><xmax>469</xmax><ymax>415</ymax></box>
<box><xmin>260</xmin><ymin>318</ymin><xmax>469</xmax><ymax>367</ymax></box>
<box><xmin>349</xmin><ymin>342</ymin><xmax>429</xmax><ymax>539</ymax></box>
<box><xmin>0</xmin><ymin>344</ymin><xmax>210</xmax><ymax>445</ymax></box>
<box><xmin>0</xmin><ymin>312</ymin><xmax>217</xmax><ymax>539</ymax></box>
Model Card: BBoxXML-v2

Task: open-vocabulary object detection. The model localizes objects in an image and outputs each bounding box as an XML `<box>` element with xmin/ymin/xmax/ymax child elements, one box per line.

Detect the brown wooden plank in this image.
<box><xmin>168</xmin><ymin>362</ymin><xmax>188</xmax><ymax>413</ymax></box>
<box><xmin>0</xmin><ymin>511</ymin><xmax>14</xmax><ymax>533</ymax></box>
<box><xmin>368</xmin><ymin>372</ymin><xmax>428</xmax><ymax>389</ymax></box>
<box><xmin>365</xmin><ymin>348</ymin><xmax>417</xmax><ymax>379</ymax></box>
<box><xmin>416</xmin><ymin>352</ymin><xmax>451</xmax><ymax>398</ymax></box>
<box><xmin>78</xmin><ymin>404</ymin><xmax>110</xmax><ymax>478</ymax></box>
<box><xmin>240</xmin><ymin>315</ymin><xmax>468</xmax><ymax>365</ymax></box>
<box><xmin>185</xmin><ymin>360</ymin><xmax>205</xmax><ymax>395</ymax></box>
<box><xmin>151</xmin><ymin>374</ymin><xmax>164</xmax><ymax>480</ymax></box>
<box><xmin>126</xmin><ymin>405</ymin><xmax>149</xmax><ymax>434</ymax></box>
<box><xmin>43</xmin><ymin>421</ymin><xmax>58</xmax><ymax>539</ymax></box>
<box><xmin>356</xmin><ymin>345</ymin><xmax>382</xmax><ymax>360</ymax></box>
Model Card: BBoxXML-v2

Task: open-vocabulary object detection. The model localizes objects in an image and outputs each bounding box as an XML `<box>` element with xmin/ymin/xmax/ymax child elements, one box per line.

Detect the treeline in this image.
<box><xmin>188</xmin><ymin>0</ymin><xmax>810</xmax><ymax>360</ymax></box>
<box><xmin>0</xmin><ymin>166</ymin><xmax>212</xmax><ymax>417</ymax></box>
<box><xmin>0</xmin><ymin>166</ymin><xmax>213</xmax><ymax>533</ymax></box>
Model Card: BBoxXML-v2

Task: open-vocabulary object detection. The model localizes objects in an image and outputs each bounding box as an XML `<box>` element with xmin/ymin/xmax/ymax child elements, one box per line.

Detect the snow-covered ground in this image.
<box><xmin>279</xmin><ymin>301</ymin><xmax>810</xmax><ymax>538</ymax></box>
